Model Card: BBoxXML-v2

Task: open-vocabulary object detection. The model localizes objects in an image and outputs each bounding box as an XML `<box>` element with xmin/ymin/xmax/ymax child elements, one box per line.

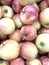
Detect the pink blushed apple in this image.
<box><xmin>10</xmin><ymin>57</ymin><xmax>25</xmax><ymax>65</ymax></box>
<box><xmin>0</xmin><ymin>7</ymin><xmax>2</xmax><ymax>19</ymax></box>
<box><xmin>20</xmin><ymin>25</ymin><xmax>37</xmax><ymax>41</ymax></box>
<box><xmin>40</xmin><ymin>56</ymin><xmax>49</xmax><ymax>65</ymax></box>
<box><xmin>0</xmin><ymin>18</ymin><xmax>15</xmax><ymax>35</ymax></box>
<box><xmin>12</xmin><ymin>0</ymin><xmax>22</xmax><ymax>13</ymax></box>
<box><xmin>20</xmin><ymin>42</ymin><xmax>38</xmax><ymax>60</ymax></box>
<box><xmin>9</xmin><ymin>29</ymin><xmax>22</xmax><ymax>42</ymax></box>
<box><xmin>0</xmin><ymin>0</ymin><xmax>12</xmax><ymax>5</ymax></box>
<box><xmin>20</xmin><ymin>5</ymin><xmax>38</xmax><ymax>25</ymax></box>
<box><xmin>13</xmin><ymin>14</ymin><xmax>23</xmax><ymax>28</ymax></box>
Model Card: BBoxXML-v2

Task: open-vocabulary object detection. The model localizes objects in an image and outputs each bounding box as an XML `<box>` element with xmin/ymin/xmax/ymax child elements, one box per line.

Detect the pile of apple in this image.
<box><xmin>0</xmin><ymin>0</ymin><xmax>49</xmax><ymax>65</ymax></box>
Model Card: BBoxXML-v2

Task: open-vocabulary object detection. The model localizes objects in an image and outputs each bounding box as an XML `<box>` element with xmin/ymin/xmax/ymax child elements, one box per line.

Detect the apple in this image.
<box><xmin>32</xmin><ymin>21</ymin><xmax>41</xmax><ymax>31</ymax></box>
<box><xmin>20</xmin><ymin>42</ymin><xmax>38</xmax><ymax>60</ymax></box>
<box><xmin>12</xmin><ymin>0</ymin><xmax>22</xmax><ymax>13</ymax></box>
<box><xmin>40</xmin><ymin>8</ymin><xmax>49</xmax><ymax>28</ymax></box>
<box><xmin>38</xmin><ymin>49</ymin><xmax>47</xmax><ymax>54</ymax></box>
<box><xmin>26</xmin><ymin>58</ymin><xmax>42</xmax><ymax>65</ymax></box>
<box><xmin>0</xmin><ymin>30</ymin><xmax>7</xmax><ymax>40</ymax></box>
<box><xmin>0</xmin><ymin>60</ymin><xmax>9</xmax><ymax>65</ymax></box>
<box><xmin>36</xmin><ymin>34</ymin><xmax>49</xmax><ymax>52</ymax></box>
<box><xmin>1</xmin><ymin>5</ymin><xmax>14</xmax><ymax>18</ymax></box>
<box><xmin>40</xmin><ymin>0</ymin><xmax>48</xmax><ymax>11</ymax></box>
<box><xmin>0</xmin><ymin>39</ymin><xmax>20</xmax><ymax>60</ymax></box>
<box><xmin>18</xmin><ymin>0</ymin><xmax>36</xmax><ymax>6</ymax></box>
<box><xmin>0</xmin><ymin>18</ymin><xmax>15</xmax><ymax>35</ymax></box>
<box><xmin>0</xmin><ymin>7</ymin><xmax>2</xmax><ymax>19</ymax></box>
<box><xmin>20</xmin><ymin>25</ymin><xmax>37</xmax><ymax>41</ymax></box>
<box><xmin>18</xmin><ymin>0</ymin><xmax>41</xmax><ymax>6</ymax></box>
<box><xmin>13</xmin><ymin>14</ymin><xmax>23</xmax><ymax>28</ymax></box>
<box><xmin>40</xmin><ymin>56</ymin><xmax>49</xmax><ymax>65</ymax></box>
<box><xmin>9</xmin><ymin>29</ymin><xmax>22</xmax><ymax>42</ymax></box>
<box><xmin>33</xmin><ymin>3</ymin><xmax>39</xmax><ymax>11</ymax></box>
<box><xmin>20</xmin><ymin>5</ymin><xmax>38</xmax><ymax>25</ymax></box>
<box><xmin>40</xmin><ymin>28</ymin><xmax>49</xmax><ymax>34</ymax></box>
<box><xmin>10</xmin><ymin>57</ymin><xmax>25</xmax><ymax>65</ymax></box>
<box><xmin>0</xmin><ymin>0</ymin><xmax>12</xmax><ymax>5</ymax></box>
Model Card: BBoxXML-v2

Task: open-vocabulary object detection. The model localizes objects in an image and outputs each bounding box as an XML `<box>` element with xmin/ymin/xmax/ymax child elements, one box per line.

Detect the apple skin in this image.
<box><xmin>20</xmin><ymin>42</ymin><xmax>38</xmax><ymax>60</ymax></box>
<box><xmin>0</xmin><ymin>7</ymin><xmax>2</xmax><ymax>19</ymax></box>
<box><xmin>40</xmin><ymin>56</ymin><xmax>49</xmax><ymax>65</ymax></box>
<box><xmin>1</xmin><ymin>5</ymin><xmax>14</xmax><ymax>18</ymax></box>
<box><xmin>40</xmin><ymin>28</ymin><xmax>49</xmax><ymax>34</ymax></box>
<box><xmin>36</xmin><ymin>34</ymin><xmax>49</xmax><ymax>52</ymax></box>
<box><xmin>0</xmin><ymin>0</ymin><xmax>12</xmax><ymax>5</ymax></box>
<box><xmin>18</xmin><ymin>0</ymin><xmax>41</xmax><ymax>6</ymax></box>
<box><xmin>32</xmin><ymin>21</ymin><xmax>41</xmax><ymax>31</ymax></box>
<box><xmin>0</xmin><ymin>30</ymin><xmax>7</xmax><ymax>40</ymax></box>
<box><xmin>0</xmin><ymin>60</ymin><xmax>9</xmax><ymax>65</ymax></box>
<box><xmin>13</xmin><ymin>14</ymin><xmax>23</xmax><ymax>28</ymax></box>
<box><xmin>40</xmin><ymin>8</ymin><xmax>49</xmax><ymax>28</ymax></box>
<box><xmin>0</xmin><ymin>18</ymin><xmax>15</xmax><ymax>35</ymax></box>
<box><xmin>10</xmin><ymin>57</ymin><xmax>25</xmax><ymax>65</ymax></box>
<box><xmin>9</xmin><ymin>29</ymin><xmax>22</xmax><ymax>42</ymax></box>
<box><xmin>26</xmin><ymin>58</ymin><xmax>42</xmax><ymax>65</ymax></box>
<box><xmin>40</xmin><ymin>0</ymin><xmax>48</xmax><ymax>11</ymax></box>
<box><xmin>20</xmin><ymin>5</ymin><xmax>38</xmax><ymax>25</ymax></box>
<box><xmin>0</xmin><ymin>39</ymin><xmax>20</xmax><ymax>60</ymax></box>
<box><xmin>20</xmin><ymin>25</ymin><xmax>37</xmax><ymax>41</ymax></box>
<box><xmin>12</xmin><ymin>0</ymin><xmax>22</xmax><ymax>13</ymax></box>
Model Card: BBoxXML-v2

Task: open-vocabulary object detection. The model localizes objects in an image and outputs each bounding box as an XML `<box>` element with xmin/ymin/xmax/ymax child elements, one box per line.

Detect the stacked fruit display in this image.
<box><xmin>0</xmin><ymin>0</ymin><xmax>49</xmax><ymax>65</ymax></box>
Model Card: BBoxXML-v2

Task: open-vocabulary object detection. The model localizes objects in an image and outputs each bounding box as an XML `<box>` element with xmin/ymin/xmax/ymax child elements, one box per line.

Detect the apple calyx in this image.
<box><xmin>40</xmin><ymin>42</ymin><xmax>44</xmax><ymax>47</ymax></box>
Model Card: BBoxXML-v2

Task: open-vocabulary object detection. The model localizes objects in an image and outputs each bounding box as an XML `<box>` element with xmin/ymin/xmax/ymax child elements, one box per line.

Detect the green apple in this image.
<box><xmin>0</xmin><ymin>60</ymin><xmax>9</xmax><ymax>65</ymax></box>
<box><xmin>36</xmin><ymin>34</ymin><xmax>49</xmax><ymax>52</ymax></box>
<box><xmin>1</xmin><ymin>5</ymin><xmax>14</xmax><ymax>18</ymax></box>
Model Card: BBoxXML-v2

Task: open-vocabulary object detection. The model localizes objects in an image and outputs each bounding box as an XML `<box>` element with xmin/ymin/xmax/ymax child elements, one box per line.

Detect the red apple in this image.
<box><xmin>40</xmin><ymin>56</ymin><xmax>49</xmax><ymax>65</ymax></box>
<box><xmin>20</xmin><ymin>42</ymin><xmax>38</xmax><ymax>60</ymax></box>
<box><xmin>12</xmin><ymin>0</ymin><xmax>22</xmax><ymax>13</ymax></box>
<box><xmin>0</xmin><ymin>0</ymin><xmax>12</xmax><ymax>5</ymax></box>
<box><xmin>10</xmin><ymin>57</ymin><xmax>25</xmax><ymax>65</ymax></box>
<box><xmin>9</xmin><ymin>29</ymin><xmax>22</xmax><ymax>42</ymax></box>
<box><xmin>13</xmin><ymin>14</ymin><xmax>23</xmax><ymax>28</ymax></box>
<box><xmin>20</xmin><ymin>5</ymin><xmax>38</xmax><ymax>25</ymax></box>
<box><xmin>20</xmin><ymin>25</ymin><xmax>37</xmax><ymax>41</ymax></box>
<box><xmin>0</xmin><ymin>7</ymin><xmax>2</xmax><ymax>19</ymax></box>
